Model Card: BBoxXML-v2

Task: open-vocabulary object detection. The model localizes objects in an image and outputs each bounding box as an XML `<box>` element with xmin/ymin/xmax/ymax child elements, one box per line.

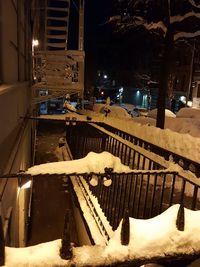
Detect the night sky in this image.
<box><xmin>67</xmin><ymin>1</ymin><xmax>113</xmax><ymax>91</ymax></box>
<box><xmin>68</xmin><ymin>1</ymin><xmax>156</xmax><ymax>93</ymax></box>
<box><xmin>84</xmin><ymin>0</ymin><xmax>113</xmax><ymax>90</ymax></box>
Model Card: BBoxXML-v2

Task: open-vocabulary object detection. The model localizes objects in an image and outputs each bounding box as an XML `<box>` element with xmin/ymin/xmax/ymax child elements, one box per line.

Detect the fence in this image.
<box><xmin>66</xmin><ymin>121</ymin><xmax>200</xmax><ymax>228</ymax></box>
<box><xmin>97</xmin><ymin>122</ymin><xmax>200</xmax><ymax>176</ymax></box>
<box><xmin>66</xmin><ymin>121</ymin><xmax>167</xmax><ymax>171</ymax></box>
<box><xmin>84</xmin><ymin>171</ymin><xmax>200</xmax><ymax>230</ymax></box>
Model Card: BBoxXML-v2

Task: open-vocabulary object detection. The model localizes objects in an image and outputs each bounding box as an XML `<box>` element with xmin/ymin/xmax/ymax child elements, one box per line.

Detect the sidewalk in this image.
<box><xmin>27</xmin><ymin>120</ymin><xmax>78</xmax><ymax>246</ymax></box>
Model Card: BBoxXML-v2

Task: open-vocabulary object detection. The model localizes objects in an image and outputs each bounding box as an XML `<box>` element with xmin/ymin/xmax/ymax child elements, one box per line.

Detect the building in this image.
<box><xmin>0</xmin><ymin>0</ymin><xmax>85</xmax><ymax>247</ymax></box>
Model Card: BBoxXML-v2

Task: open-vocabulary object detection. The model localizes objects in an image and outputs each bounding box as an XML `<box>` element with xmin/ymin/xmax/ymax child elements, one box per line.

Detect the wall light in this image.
<box><xmin>32</xmin><ymin>39</ymin><xmax>39</xmax><ymax>47</ymax></box>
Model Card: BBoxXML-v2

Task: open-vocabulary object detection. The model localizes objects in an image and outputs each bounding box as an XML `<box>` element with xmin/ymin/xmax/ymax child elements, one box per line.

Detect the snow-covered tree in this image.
<box><xmin>110</xmin><ymin>0</ymin><xmax>200</xmax><ymax>128</ymax></box>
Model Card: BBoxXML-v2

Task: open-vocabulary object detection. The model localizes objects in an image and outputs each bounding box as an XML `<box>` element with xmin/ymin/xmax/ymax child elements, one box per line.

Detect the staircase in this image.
<box><xmin>32</xmin><ymin>0</ymin><xmax>85</xmax><ymax>106</ymax></box>
<box><xmin>45</xmin><ymin>0</ymin><xmax>70</xmax><ymax>50</ymax></box>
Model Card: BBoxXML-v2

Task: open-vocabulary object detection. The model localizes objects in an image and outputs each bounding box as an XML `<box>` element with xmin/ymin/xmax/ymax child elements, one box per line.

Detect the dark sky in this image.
<box><xmin>84</xmin><ymin>0</ymin><xmax>113</xmax><ymax>88</ymax></box>
<box><xmin>84</xmin><ymin>0</ymin><xmax>113</xmax><ymax>51</ymax></box>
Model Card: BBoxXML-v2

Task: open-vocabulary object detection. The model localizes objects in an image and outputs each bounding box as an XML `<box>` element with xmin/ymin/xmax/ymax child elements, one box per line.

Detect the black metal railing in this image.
<box><xmin>66</xmin><ymin>122</ymin><xmax>107</xmax><ymax>159</ymax></box>
<box><xmin>85</xmin><ymin>171</ymin><xmax>200</xmax><ymax>230</ymax></box>
<box><xmin>97</xmin><ymin>122</ymin><xmax>200</xmax><ymax>176</ymax></box>
<box><xmin>66</xmin><ymin>122</ymin><xmax>166</xmax><ymax>171</ymax></box>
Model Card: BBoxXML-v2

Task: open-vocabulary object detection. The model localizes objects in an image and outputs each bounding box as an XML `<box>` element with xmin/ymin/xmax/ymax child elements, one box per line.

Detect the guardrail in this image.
<box><xmin>66</xmin><ymin>121</ymin><xmax>167</xmax><ymax>171</ymax></box>
<box><xmin>65</xmin><ymin>120</ymin><xmax>200</xmax><ymax>176</ymax></box>
<box><xmin>97</xmin><ymin>122</ymin><xmax>200</xmax><ymax>176</ymax></box>
<box><xmin>87</xmin><ymin>171</ymin><xmax>200</xmax><ymax>230</ymax></box>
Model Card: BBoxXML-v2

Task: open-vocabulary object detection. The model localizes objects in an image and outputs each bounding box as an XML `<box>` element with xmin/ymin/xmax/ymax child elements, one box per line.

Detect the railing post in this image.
<box><xmin>0</xmin><ymin>216</ymin><xmax>5</xmax><ymax>266</ymax></box>
<box><xmin>176</xmin><ymin>204</ymin><xmax>185</xmax><ymax>231</ymax></box>
<box><xmin>121</xmin><ymin>208</ymin><xmax>130</xmax><ymax>246</ymax></box>
<box><xmin>60</xmin><ymin>210</ymin><xmax>73</xmax><ymax>260</ymax></box>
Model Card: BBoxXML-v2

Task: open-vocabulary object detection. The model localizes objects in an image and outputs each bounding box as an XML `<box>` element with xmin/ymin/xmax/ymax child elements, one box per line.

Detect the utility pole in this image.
<box><xmin>78</xmin><ymin>0</ymin><xmax>84</xmax><ymax>51</ymax></box>
<box><xmin>78</xmin><ymin>0</ymin><xmax>85</xmax><ymax>100</ymax></box>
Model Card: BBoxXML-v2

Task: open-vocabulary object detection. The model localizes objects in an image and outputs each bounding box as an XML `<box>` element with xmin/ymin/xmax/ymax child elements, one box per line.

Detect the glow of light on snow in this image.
<box><xmin>71</xmin><ymin>175</ymin><xmax>114</xmax><ymax>244</ymax></box>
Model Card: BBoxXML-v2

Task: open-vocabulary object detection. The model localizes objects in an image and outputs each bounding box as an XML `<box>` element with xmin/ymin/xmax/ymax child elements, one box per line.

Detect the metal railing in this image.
<box><xmin>87</xmin><ymin>171</ymin><xmax>200</xmax><ymax>230</ymax></box>
<box><xmin>66</xmin><ymin>121</ymin><xmax>167</xmax><ymax>171</ymax></box>
<box><xmin>97</xmin><ymin>122</ymin><xmax>200</xmax><ymax>176</ymax></box>
<box><xmin>65</xmin><ymin>121</ymin><xmax>200</xmax><ymax>227</ymax></box>
<box><xmin>1</xmin><ymin>116</ymin><xmax>200</xmax><ymax>266</ymax></box>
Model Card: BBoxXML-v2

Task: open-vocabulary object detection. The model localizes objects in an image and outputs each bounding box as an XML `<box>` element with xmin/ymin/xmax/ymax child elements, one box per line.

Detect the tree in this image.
<box><xmin>110</xmin><ymin>0</ymin><xmax>200</xmax><ymax>128</ymax></box>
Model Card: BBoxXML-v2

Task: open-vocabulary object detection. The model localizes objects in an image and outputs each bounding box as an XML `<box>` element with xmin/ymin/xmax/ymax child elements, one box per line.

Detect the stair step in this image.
<box><xmin>46</xmin><ymin>26</ymin><xmax>67</xmax><ymax>31</ymax></box>
<box><xmin>47</xmin><ymin>42</ymin><xmax>66</xmax><ymax>48</ymax></box>
<box><xmin>47</xmin><ymin>16</ymin><xmax>68</xmax><ymax>21</ymax></box>
<box><xmin>47</xmin><ymin>7</ymin><xmax>69</xmax><ymax>12</ymax></box>
<box><xmin>47</xmin><ymin>34</ymin><xmax>67</xmax><ymax>39</ymax></box>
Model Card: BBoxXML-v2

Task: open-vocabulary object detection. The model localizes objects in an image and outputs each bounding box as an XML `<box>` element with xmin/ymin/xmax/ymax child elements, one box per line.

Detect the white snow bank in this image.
<box><xmin>73</xmin><ymin>205</ymin><xmax>200</xmax><ymax>266</ymax></box>
<box><xmin>4</xmin><ymin>205</ymin><xmax>200</xmax><ymax>266</ymax></box>
<box><xmin>176</xmin><ymin>107</ymin><xmax>200</xmax><ymax>119</ymax></box>
<box><xmin>148</xmin><ymin>108</ymin><xmax>176</xmax><ymax>119</ymax></box>
<box><xmin>26</xmin><ymin>151</ymin><xmax>132</xmax><ymax>175</ymax></box>
<box><xmin>38</xmin><ymin>112</ymin><xmax>200</xmax><ymax>164</ymax></box>
<box><xmin>105</xmin><ymin>204</ymin><xmax>200</xmax><ymax>261</ymax></box>
<box><xmin>5</xmin><ymin>239</ymin><xmax>67</xmax><ymax>267</ymax></box>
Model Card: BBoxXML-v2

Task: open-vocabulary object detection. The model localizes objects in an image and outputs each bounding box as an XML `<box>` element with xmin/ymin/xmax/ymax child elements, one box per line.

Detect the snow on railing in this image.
<box><xmin>1</xmin><ymin>205</ymin><xmax>200</xmax><ymax>266</ymax></box>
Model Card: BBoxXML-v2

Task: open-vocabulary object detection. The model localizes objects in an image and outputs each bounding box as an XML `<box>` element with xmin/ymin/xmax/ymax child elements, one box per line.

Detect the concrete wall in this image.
<box><xmin>0</xmin><ymin>0</ymin><xmax>33</xmax><ymax>246</ymax></box>
<box><xmin>0</xmin><ymin>83</ymin><xmax>33</xmax><ymax>246</ymax></box>
<box><xmin>1</xmin><ymin>1</ymin><xmax>18</xmax><ymax>82</ymax></box>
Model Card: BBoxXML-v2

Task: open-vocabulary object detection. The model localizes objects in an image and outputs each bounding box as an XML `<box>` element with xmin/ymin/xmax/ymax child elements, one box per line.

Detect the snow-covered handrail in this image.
<box><xmin>0</xmin><ymin>152</ymin><xmax>179</xmax><ymax>179</ymax></box>
<box><xmin>2</xmin><ymin>204</ymin><xmax>200</xmax><ymax>266</ymax></box>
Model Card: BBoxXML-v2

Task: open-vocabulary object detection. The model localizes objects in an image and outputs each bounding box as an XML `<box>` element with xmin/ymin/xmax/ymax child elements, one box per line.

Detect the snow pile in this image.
<box><xmin>4</xmin><ymin>205</ymin><xmax>200</xmax><ymax>266</ymax></box>
<box><xmin>38</xmin><ymin>110</ymin><xmax>200</xmax><ymax>164</ymax></box>
<box><xmin>26</xmin><ymin>151</ymin><xmax>132</xmax><ymax>176</ymax></box>
<box><xmin>176</xmin><ymin>107</ymin><xmax>200</xmax><ymax>119</ymax></box>
<box><xmin>63</xmin><ymin>101</ymin><xmax>77</xmax><ymax>112</ymax></box>
<box><xmin>105</xmin><ymin>205</ymin><xmax>200</xmax><ymax>261</ymax></box>
<box><xmin>93</xmin><ymin>104</ymin><xmax>131</xmax><ymax>119</ymax></box>
<box><xmin>147</xmin><ymin>108</ymin><xmax>176</xmax><ymax>119</ymax></box>
<box><xmin>73</xmin><ymin>205</ymin><xmax>200</xmax><ymax>266</ymax></box>
<box><xmin>5</xmin><ymin>239</ymin><xmax>67</xmax><ymax>267</ymax></box>
<box><xmin>103</xmin><ymin>116</ymin><xmax>200</xmax><ymax>164</ymax></box>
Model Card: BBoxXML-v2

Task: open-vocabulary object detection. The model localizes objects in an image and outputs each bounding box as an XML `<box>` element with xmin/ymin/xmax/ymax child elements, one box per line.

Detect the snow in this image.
<box><xmin>147</xmin><ymin>108</ymin><xmax>176</xmax><ymax>119</ymax></box>
<box><xmin>104</xmin><ymin>205</ymin><xmax>200</xmax><ymax>262</ymax></box>
<box><xmin>37</xmin><ymin>107</ymin><xmax>200</xmax><ymax>164</ymax></box>
<box><xmin>4</xmin><ymin>239</ymin><xmax>67</xmax><ymax>267</ymax></box>
<box><xmin>4</xmin><ymin>205</ymin><xmax>200</xmax><ymax>266</ymax></box>
<box><xmin>26</xmin><ymin>151</ymin><xmax>132</xmax><ymax>176</ymax></box>
<box><xmin>176</xmin><ymin>107</ymin><xmax>200</xmax><ymax>119</ymax></box>
<box><xmin>6</xmin><ymin>108</ymin><xmax>200</xmax><ymax>266</ymax></box>
<box><xmin>63</xmin><ymin>101</ymin><xmax>77</xmax><ymax>112</ymax></box>
<box><xmin>93</xmin><ymin>103</ymin><xmax>131</xmax><ymax>119</ymax></box>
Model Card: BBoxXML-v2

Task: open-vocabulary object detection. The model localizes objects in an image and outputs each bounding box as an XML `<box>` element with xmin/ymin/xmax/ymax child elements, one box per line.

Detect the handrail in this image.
<box><xmin>19</xmin><ymin>117</ymin><xmax>200</xmax><ymax>177</ymax></box>
<box><xmin>97</xmin><ymin>122</ymin><xmax>200</xmax><ymax>176</ymax></box>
